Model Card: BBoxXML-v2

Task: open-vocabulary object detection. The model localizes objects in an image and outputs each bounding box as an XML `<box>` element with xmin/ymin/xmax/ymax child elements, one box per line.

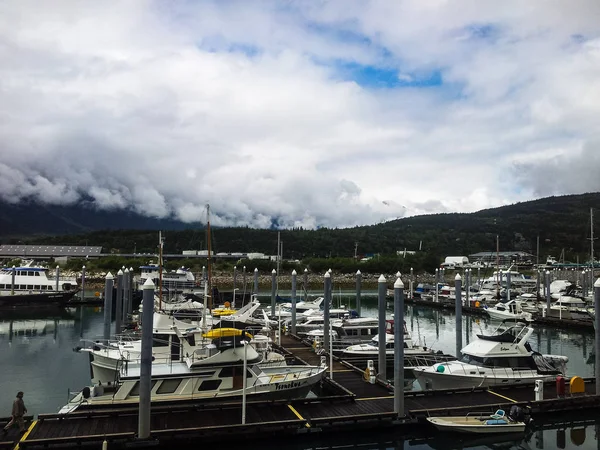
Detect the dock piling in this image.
<box><xmin>55</xmin><ymin>265</ymin><xmax>60</xmax><ymax>292</ymax></box>
<box><xmin>253</xmin><ymin>268</ymin><xmax>258</xmax><ymax>297</ymax></box>
<box><xmin>138</xmin><ymin>278</ymin><xmax>155</xmax><ymax>440</ymax></box>
<box><xmin>291</xmin><ymin>270</ymin><xmax>297</xmax><ymax>336</ymax></box>
<box><xmin>233</xmin><ymin>266</ymin><xmax>237</xmax><ymax>308</ymax></box>
<box><xmin>128</xmin><ymin>267</ymin><xmax>134</xmax><ymax>317</ymax></box>
<box><xmin>506</xmin><ymin>270</ymin><xmax>511</xmax><ymax>301</ymax></box>
<box><xmin>303</xmin><ymin>268</ymin><xmax>308</xmax><ymax>302</ymax></box>
<box><xmin>409</xmin><ymin>267</ymin><xmax>413</xmax><ymax>300</ymax></box>
<box><xmin>271</xmin><ymin>269</ymin><xmax>277</xmax><ymax>318</ymax></box>
<box><xmin>103</xmin><ymin>272</ymin><xmax>114</xmax><ymax>341</ymax></box>
<box><xmin>378</xmin><ymin>274</ymin><xmax>387</xmax><ymax>383</ymax></box>
<box><xmin>115</xmin><ymin>269</ymin><xmax>123</xmax><ymax>335</ymax></box>
<box><xmin>595</xmin><ymin>278</ymin><xmax>600</xmax><ymax>395</ymax></box>
<box><xmin>10</xmin><ymin>265</ymin><xmax>15</xmax><ymax>295</ymax></box>
<box><xmin>546</xmin><ymin>271</ymin><xmax>551</xmax><ymax>312</ymax></box>
<box><xmin>393</xmin><ymin>276</ymin><xmax>405</xmax><ymax>417</ymax></box>
<box><xmin>324</xmin><ymin>272</ymin><xmax>331</xmax><ymax>355</ymax></box>
<box><xmin>81</xmin><ymin>265</ymin><xmax>86</xmax><ymax>302</ymax></box>
<box><xmin>455</xmin><ymin>274</ymin><xmax>462</xmax><ymax>359</ymax></box>
<box><xmin>122</xmin><ymin>268</ymin><xmax>129</xmax><ymax>324</ymax></box>
<box><xmin>355</xmin><ymin>270</ymin><xmax>362</xmax><ymax>316</ymax></box>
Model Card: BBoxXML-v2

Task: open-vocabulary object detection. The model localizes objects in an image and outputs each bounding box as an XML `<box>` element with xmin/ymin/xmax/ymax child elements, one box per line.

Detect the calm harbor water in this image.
<box><xmin>0</xmin><ymin>292</ymin><xmax>597</xmax><ymax>449</ymax></box>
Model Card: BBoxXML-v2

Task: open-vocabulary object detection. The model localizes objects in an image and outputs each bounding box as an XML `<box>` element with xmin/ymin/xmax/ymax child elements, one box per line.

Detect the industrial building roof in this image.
<box><xmin>0</xmin><ymin>245</ymin><xmax>102</xmax><ymax>257</ymax></box>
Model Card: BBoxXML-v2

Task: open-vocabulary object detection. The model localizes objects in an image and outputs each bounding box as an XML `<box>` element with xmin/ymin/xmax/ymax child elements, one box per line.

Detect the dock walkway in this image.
<box><xmin>2</xmin><ymin>334</ymin><xmax>599</xmax><ymax>449</ymax></box>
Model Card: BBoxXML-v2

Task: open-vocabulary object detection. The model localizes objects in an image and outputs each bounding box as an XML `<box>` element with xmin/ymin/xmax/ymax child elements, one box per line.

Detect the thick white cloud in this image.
<box><xmin>0</xmin><ymin>1</ymin><xmax>599</xmax><ymax>228</ymax></box>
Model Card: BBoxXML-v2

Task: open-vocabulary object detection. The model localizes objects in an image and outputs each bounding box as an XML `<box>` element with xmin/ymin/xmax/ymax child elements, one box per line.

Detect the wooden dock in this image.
<box><xmin>2</xmin><ymin>333</ymin><xmax>599</xmax><ymax>449</ymax></box>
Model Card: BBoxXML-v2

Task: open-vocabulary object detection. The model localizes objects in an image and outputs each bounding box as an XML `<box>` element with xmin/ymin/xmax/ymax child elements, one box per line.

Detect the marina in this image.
<box><xmin>0</xmin><ymin>286</ymin><xmax>599</xmax><ymax>449</ymax></box>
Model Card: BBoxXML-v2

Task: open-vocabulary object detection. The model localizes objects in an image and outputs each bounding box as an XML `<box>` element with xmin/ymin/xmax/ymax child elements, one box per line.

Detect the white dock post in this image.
<box><xmin>138</xmin><ymin>278</ymin><xmax>155</xmax><ymax>439</ymax></box>
<box><xmin>291</xmin><ymin>270</ymin><xmax>297</xmax><ymax>336</ymax></box>
<box><xmin>103</xmin><ymin>272</ymin><xmax>114</xmax><ymax>341</ymax></box>
<box><xmin>393</xmin><ymin>276</ymin><xmax>405</xmax><ymax>417</ymax></box>
<box><xmin>356</xmin><ymin>270</ymin><xmax>362</xmax><ymax>315</ymax></box>
<box><xmin>455</xmin><ymin>274</ymin><xmax>463</xmax><ymax>359</ymax></box>
<box><xmin>377</xmin><ymin>274</ymin><xmax>387</xmax><ymax>383</ymax></box>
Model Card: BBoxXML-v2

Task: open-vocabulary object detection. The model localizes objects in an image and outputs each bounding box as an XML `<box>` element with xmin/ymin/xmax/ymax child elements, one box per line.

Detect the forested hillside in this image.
<box><xmin>3</xmin><ymin>193</ymin><xmax>600</xmax><ymax>264</ymax></box>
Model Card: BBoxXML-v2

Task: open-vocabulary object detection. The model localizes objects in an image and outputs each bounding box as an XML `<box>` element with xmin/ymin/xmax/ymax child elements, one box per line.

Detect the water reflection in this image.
<box><xmin>236</xmin><ymin>414</ymin><xmax>600</xmax><ymax>450</ymax></box>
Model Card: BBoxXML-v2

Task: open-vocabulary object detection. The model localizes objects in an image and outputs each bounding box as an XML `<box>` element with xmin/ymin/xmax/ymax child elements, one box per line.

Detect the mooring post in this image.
<box><xmin>80</xmin><ymin>265</ymin><xmax>86</xmax><ymax>302</ymax></box>
<box><xmin>595</xmin><ymin>278</ymin><xmax>600</xmax><ymax>395</ymax></box>
<box><xmin>393</xmin><ymin>276</ymin><xmax>405</xmax><ymax>417</ymax></box>
<box><xmin>270</xmin><ymin>269</ymin><xmax>277</xmax><ymax>318</ymax></box>
<box><xmin>506</xmin><ymin>270</ymin><xmax>511</xmax><ymax>301</ymax></box>
<box><xmin>323</xmin><ymin>272</ymin><xmax>331</xmax><ymax>355</ymax></box>
<box><xmin>103</xmin><ymin>272</ymin><xmax>114</xmax><ymax>341</ymax></box>
<box><xmin>303</xmin><ymin>268</ymin><xmax>308</xmax><ymax>302</ymax></box>
<box><xmin>253</xmin><ymin>268</ymin><xmax>259</xmax><ymax>298</ymax></box>
<box><xmin>409</xmin><ymin>267</ymin><xmax>414</xmax><ymax>300</ymax></box>
<box><xmin>291</xmin><ymin>270</ymin><xmax>297</xmax><ymax>336</ymax></box>
<box><xmin>378</xmin><ymin>274</ymin><xmax>387</xmax><ymax>383</ymax></box>
<box><xmin>115</xmin><ymin>269</ymin><xmax>123</xmax><ymax>336</ymax></box>
<box><xmin>202</xmin><ymin>266</ymin><xmax>206</xmax><ymax>284</ymax></box>
<box><xmin>546</xmin><ymin>271</ymin><xmax>551</xmax><ymax>313</ymax></box>
<box><xmin>10</xmin><ymin>265</ymin><xmax>15</xmax><ymax>295</ymax></box>
<box><xmin>455</xmin><ymin>274</ymin><xmax>463</xmax><ymax>359</ymax></box>
<box><xmin>435</xmin><ymin>268</ymin><xmax>439</xmax><ymax>302</ymax></box>
<box><xmin>123</xmin><ymin>268</ymin><xmax>130</xmax><ymax>324</ymax></box>
<box><xmin>242</xmin><ymin>266</ymin><xmax>247</xmax><ymax>305</ymax></box>
<box><xmin>355</xmin><ymin>270</ymin><xmax>362</xmax><ymax>316</ymax></box>
<box><xmin>233</xmin><ymin>266</ymin><xmax>237</xmax><ymax>308</ymax></box>
<box><xmin>55</xmin><ymin>265</ymin><xmax>60</xmax><ymax>292</ymax></box>
<box><xmin>138</xmin><ymin>278</ymin><xmax>155</xmax><ymax>440</ymax></box>
<box><xmin>129</xmin><ymin>267</ymin><xmax>134</xmax><ymax>317</ymax></box>
<box><xmin>465</xmin><ymin>268</ymin><xmax>470</xmax><ymax>306</ymax></box>
<box><xmin>536</xmin><ymin>270</ymin><xmax>541</xmax><ymax>300</ymax></box>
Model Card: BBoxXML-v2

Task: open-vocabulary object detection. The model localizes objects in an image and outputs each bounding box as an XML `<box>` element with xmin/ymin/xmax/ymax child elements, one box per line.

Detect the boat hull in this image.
<box><xmin>0</xmin><ymin>289</ymin><xmax>79</xmax><ymax>306</ymax></box>
<box><xmin>411</xmin><ymin>367</ymin><xmax>554</xmax><ymax>390</ymax></box>
<box><xmin>426</xmin><ymin>416</ymin><xmax>526</xmax><ymax>434</ymax></box>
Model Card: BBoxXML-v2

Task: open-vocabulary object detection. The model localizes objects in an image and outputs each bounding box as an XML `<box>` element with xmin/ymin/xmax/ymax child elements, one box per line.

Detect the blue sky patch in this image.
<box><xmin>334</xmin><ymin>62</ymin><xmax>443</xmax><ymax>89</ymax></box>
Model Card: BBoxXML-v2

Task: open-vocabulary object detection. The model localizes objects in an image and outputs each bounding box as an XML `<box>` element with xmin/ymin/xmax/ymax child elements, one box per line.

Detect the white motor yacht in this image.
<box><xmin>60</xmin><ymin>334</ymin><xmax>326</xmax><ymax>414</ymax></box>
<box><xmin>342</xmin><ymin>327</ymin><xmax>433</xmax><ymax>357</ymax></box>
<box><xmin>542</xmin><ymin>295</ymin><xmax>591</xmax><ymax>321</ymax></box>
<box><xmin>410</xmin><ymin>323</ymin><xmax>568</xmax><ymax>390</ymax></box>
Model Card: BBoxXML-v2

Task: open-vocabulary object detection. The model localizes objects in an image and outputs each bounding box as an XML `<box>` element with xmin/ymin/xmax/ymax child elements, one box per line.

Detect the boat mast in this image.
<box><xmin>591</xmin><ymin>208</ymin><xmax>595</xmax><ymax>280</ymax></box>
<box><xmin>159</xmin><ymin>231</ymin><xmax>164</xmax><ymax>310</ymax></box>
<box><xmin>496</xmin><ymin>235</ymin><xmax>500</xmax><ymax>298</ymax></box>
<box><xmin>206</xmin><ymin>204</ymin><xmax>212</xmax><ymax>312</ymax></box>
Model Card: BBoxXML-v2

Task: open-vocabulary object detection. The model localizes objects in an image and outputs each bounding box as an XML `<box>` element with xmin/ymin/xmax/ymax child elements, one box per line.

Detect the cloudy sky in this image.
<box><xmin>1</xmin><ymin>1</ymin><xmax>599</xmax><ymax>229</ymax></box>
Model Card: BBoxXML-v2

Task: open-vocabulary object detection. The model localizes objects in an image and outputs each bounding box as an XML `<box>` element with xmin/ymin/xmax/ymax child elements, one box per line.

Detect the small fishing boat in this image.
<box><xmin>426</xmin><ymin>407</ymin><xmax>527</xmax><ymax>434</ymax></box>
<box><xmin>484</xmin><ymin>300</ymin><xmax>533</xmax><ymax>322</ymax></box>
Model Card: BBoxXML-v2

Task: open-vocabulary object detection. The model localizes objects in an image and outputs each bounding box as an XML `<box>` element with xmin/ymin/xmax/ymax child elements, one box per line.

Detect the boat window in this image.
<box><xmin>19</xmin><ymin>285</ymin><xmax>26</xmax><ymax>290</ymax></box>
<box><xmin>48</xmin><ymin>286</ymin><xmax>53</xmax><ymax>290</ymax></box>
<box><xmin>35</xmin><ymin>272</ymin><xmax>40</xmax><ymax>276</ymax></box>
<box><xmin>152</xmin><ymin>334</ymin><xmax>170</xmax><ymax>347</ymax></box>
<box><xmin>27</xmin><ymin>285</ymin><xmax>33</xmax><ymax>290</ymax></box>
<box><xmin>28</xmin><ymin>272</ymin><xmax>34</xmax><ymax>277</ymax></box>
<box><xmin>34</xmin><ymin>285</ymin><xmax>40</xmax><ymax>290</ymax></box>
<box><xmin>198</xmin><ymin>379</ymin><xmax>222</xmax><ymax>391</ymax></box>
<box><xmin>219</xmin><ymin>367</ymin><xmax>235</xmax><ymax>378</ymax></box>
<box><xmin>0</xmin><ymin>284</ymin><xmax>4</xmax><ymax>289</ymax></box>
<box><xmin>129</xmin><ymin>380</ymin><xmax>157</xmax><ymax>396</ymax></box>
<box><xmin>156</xmin><ymin>379</ymin><xmax>181</xmax><ymax>394</ymax></box>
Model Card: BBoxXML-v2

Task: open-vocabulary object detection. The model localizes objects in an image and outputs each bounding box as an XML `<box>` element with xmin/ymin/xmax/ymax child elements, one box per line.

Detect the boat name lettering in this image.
<box><xmin>500</xmin><ymin>346</ymin><xmax>510</xmax><ymax>351</ymax></box>
<box><xmin>275</xmin><ymin>381</ymin><xmax>302</xmax><ymax>390</ymax></box>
